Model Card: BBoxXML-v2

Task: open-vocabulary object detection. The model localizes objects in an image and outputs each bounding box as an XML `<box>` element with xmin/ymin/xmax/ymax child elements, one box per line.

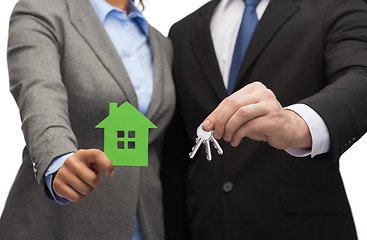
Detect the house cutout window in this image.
<box><xmin>117</xmin><ymin>141</ymin><xmax>124</xmax><ymax>149</ymax></box>
<box><xmin>128</xmin><ymin>142</ymin><xmax>135</xmax><ymax>149</ymax></box>
<box><xmin>117</xmin><ymin>130</ymin><xmax>136</xmax><ymax>150</ymax></box>
<box><xmin>128</xmin><ymin>131</ymin><xmax>135</xmax><ymax>149</ymax></box>
<box><xmin>117</xmin><ymin>131</ymin><xmax>125</xmax><ymax>149</ymax></box>
<box><xmin>117</xmin><ymin>131</ymin><xmax>125</xmax><ymax>138</ymax></box>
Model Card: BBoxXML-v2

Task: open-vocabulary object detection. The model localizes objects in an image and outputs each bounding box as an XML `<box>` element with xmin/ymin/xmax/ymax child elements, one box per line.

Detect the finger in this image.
<box><xmin>223</xmin><ymin>103</ymin><xmax>267</xmax><ymax>142</ymax></box>
<box><xmin>202</xmin><ymin>82</ymin><xmax>265</xmax><ymax>134</ymax></box>
<box><xmin>91</xmin><ymin>163</ymin><xmax>103</xmax><ymax>177</ymax></box>
<box><xmin>208</xmin><ymin>94</ymin><xmax>261</xmax><ymax>139</ymax></box>
<box><xmin>56</xmin><ymin>166</ymin><xmax>94</xmax><ymax>196</ymax></box>
<box><xmin>66</xmin><ymin>171</ymin><xmax>94</xmax><ymax>196</ymax></box>
<box><xmin>56</xmin><ymin>184</ymin><xmax>86</xmax><ymax>202</ymax></box>
<box><xmin>202</xmin><ymin>99</ymin><xmax>229</xmax><ymax>132</ymax></box>
<box><xmin>65</xmin><ymin>158</ymin><xmax>102</xmax><ymax>188</ymax></box>
<box><xmin>230</xmin><ymin>116</ymin><xmax>270</xmax><ymax>147</ymax></box>
<box><xmin>202</xmin><ymin>88</ymin><xmax>252</xmax><ymax>131</ymax></box>
<box><xmin>53</xmin><ymin>173</ymin><xmax>86</xmax><ymax>202</ymax></box>
<box><xmin>83</xmin><ymin>149</ymin><xmax>114</xmax><ymax>178</ymax></box>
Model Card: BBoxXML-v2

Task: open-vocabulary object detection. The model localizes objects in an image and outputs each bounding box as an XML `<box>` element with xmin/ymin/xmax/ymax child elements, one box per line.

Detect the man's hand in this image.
<box><xmin>202</xmin><ymin>82</ymin><xmax>312</xmax><ymax>150</ymax></box>
<box><xmin>53</xmin><ymin>149</ymin><xmax>114</xmax><ymax>202</ymax></box>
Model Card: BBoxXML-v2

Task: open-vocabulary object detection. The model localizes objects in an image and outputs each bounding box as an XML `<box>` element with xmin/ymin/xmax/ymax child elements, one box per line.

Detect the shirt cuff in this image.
<box><xmin>45</xmin><ymin>152</ymin><xmax>75</xmax><ymax>205</ymax></box>
<box><xmin>284</xmin><ymin>104</ymin><xmax>330</xmax><ymax>158</ymax></box>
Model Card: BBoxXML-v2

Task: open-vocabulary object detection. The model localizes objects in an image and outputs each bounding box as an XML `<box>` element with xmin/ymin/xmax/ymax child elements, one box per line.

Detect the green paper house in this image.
<box><xmin>95</xmin><ymin>102</ymin><xmax>157</xmax><ymax>166</ymax></box>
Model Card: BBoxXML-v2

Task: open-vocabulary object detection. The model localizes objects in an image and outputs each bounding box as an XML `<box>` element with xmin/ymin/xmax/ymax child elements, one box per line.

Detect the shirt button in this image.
<box><xmin>129</xmin><ymin>57</ymin><xmax>135</xmax><ymax>61</ymax></box>
<box><xmin>223</xmin><ymin>181</ymin><xmax>233</xmax><ymax>193</ymax></box>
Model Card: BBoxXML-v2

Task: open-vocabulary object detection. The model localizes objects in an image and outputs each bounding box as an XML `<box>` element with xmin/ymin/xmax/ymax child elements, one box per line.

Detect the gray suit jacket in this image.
<box><xmin>0</xmin><ymin>0</ymin><xmax>175</xmax><ymax>239</ymax></box>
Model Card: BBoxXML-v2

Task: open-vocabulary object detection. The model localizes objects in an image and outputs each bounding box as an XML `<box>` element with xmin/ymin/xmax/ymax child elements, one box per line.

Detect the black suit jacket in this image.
<box><xmin>162</xmin><ymin>0</ymin><xmax>367</xmax><ymax>239</ymax></box>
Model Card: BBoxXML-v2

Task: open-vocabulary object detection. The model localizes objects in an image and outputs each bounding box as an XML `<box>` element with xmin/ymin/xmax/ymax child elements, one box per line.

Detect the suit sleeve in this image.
<box><xmin>8</xmin><ymin>1</ymin><xmax>78</xmax><ymax>186</ymax></box>
<box><xmin>300</xmin><ymin>0</ymin><xmax>367</xmax><ymax>160</ymax></box>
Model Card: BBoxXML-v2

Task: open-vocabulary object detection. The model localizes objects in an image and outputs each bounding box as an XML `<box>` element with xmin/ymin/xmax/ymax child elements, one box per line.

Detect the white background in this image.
<box><xmin>0</xmin><ymin>0</ymin><xmax>366</xmax><ymax>238</ymax></box>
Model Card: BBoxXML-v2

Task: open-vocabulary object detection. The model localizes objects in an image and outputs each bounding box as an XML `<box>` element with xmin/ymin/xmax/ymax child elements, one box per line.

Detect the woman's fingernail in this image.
<box><xmin>109</xmin><ymin>170</ymin><xmax>114</xmax><ymax>178</ymax></box>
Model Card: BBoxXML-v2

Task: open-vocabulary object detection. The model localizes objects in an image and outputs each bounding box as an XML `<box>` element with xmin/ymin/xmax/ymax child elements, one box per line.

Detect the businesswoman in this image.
<box><xmin>0</xmin><ymin>0</ymin><xmax>175</xmax><ymax>239</ymax></box>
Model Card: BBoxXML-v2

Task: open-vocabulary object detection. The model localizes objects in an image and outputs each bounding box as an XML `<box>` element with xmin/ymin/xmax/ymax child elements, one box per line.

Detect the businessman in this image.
<box><xmin>162</xmin><ymin>0</ymin><xmax>367</xmax><ymax>239</ymax></box>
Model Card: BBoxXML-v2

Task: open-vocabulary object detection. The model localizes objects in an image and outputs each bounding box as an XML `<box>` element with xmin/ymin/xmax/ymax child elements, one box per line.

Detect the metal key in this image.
<box><xmin>203</xmin><ymin>138</ymin><xmax>212</xmax><ymax>160</ymax></box>
<box><xmin>189</xmin><ymin>124</ymin><xmax>210</xmax><ymax>159</ymax></box>
<box><xmin>189</xmin><ymin>137</ymin><xmax>204</xmax><ymax>159</ymax></box>
<box><xmin>210</xmin><ymin>135</ymin><xmax>223</xmax><ymax>155</ymax></box>
<box><xmin>189</xmin><ymin>123</ymin><xmax>223</xmax><ymax>161</ymax></box>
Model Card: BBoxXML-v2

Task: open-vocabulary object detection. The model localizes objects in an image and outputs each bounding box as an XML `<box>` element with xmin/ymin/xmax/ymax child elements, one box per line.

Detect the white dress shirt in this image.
<box><xmin>210</xmin><ymin>0</ymin><xmax>330</xmax><ymax>157</ymax></box>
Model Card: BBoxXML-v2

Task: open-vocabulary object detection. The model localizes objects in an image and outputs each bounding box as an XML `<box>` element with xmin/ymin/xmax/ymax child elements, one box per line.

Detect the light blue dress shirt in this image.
<box><xmin>45</xmin><ymin>1</ymin><xmax>153</xmax><ymax>239</ymax></box>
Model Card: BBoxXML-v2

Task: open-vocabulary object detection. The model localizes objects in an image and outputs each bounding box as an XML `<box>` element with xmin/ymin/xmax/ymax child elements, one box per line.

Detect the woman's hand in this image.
<box><xmin>53</xmin><ymin>149</ymin><xmax>114</xmax><ymax>202</ymax></box>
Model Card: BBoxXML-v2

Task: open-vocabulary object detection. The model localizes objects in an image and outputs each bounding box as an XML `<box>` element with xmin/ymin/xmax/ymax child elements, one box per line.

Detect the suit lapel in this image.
<box><xmin>65</xmin><ymin>0</ymin><xmax>139</xmax><ymax>108</ymax></box>
<box><xmin>235</xmin><ymin>0</ymin><xmax>299</xmax><ymax>90</ymax></box>
<box><xmin>190</xmin><ymin>0</ymin><xmax>228</xmax><ymax>100</ymax></box>
<box><xmin>144</xmin><ymin>26</ymin><xmax>164</xmax><ymax>120</ymax></box>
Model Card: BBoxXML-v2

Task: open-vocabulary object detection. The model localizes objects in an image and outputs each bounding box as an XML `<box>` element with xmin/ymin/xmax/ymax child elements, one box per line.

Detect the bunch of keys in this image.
<box><xmin>189</xmin><ymin>124</ymin><xmax>223</xmax><ymax>161</ymax></box>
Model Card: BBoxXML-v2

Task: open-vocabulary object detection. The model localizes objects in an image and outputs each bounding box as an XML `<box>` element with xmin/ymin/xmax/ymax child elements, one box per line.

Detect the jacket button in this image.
<box><xmin>223</xmin><ymin>181</ymin><xmax>233</xmax><ymax>193</ymax></box>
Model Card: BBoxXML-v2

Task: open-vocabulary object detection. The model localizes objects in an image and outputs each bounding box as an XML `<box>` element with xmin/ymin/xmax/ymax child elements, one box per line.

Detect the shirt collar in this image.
<box><xmin>221</xmin><ymin>0</ymin><xmax>266</xmax><ymax>6</ymax></box>
<box><xmin>89</xmin><ymin>0</ymin><xmax>149</xmax><ymax>36</ymax></box>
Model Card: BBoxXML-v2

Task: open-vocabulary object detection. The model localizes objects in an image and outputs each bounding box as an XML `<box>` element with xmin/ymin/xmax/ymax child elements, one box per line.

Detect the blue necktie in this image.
<box><xmin>227</xmin><ymin>0</ymin><xmax>261</xmax><ymax>94</ymax></box>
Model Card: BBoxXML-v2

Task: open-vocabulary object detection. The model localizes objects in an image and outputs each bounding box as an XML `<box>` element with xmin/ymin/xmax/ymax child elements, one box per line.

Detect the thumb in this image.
<box><xmin>202</xmin><ymin>119</ymin><xmax>213</xmax><ymax>131</ymax></box>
